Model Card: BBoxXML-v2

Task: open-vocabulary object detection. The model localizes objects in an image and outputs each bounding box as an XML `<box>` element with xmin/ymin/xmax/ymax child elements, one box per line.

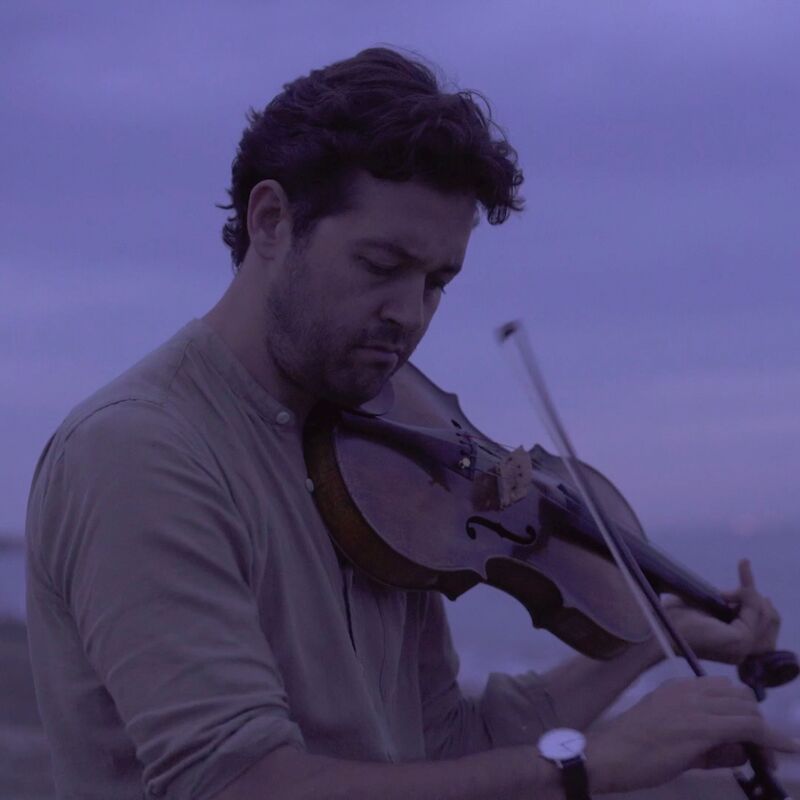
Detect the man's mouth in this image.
<box><xmin>355</xmin><ymin>346</ymin><xmax>401</xmax><ymax>365</ymax></box>
<box><xmin>360</xmin><ymin>345</ymin><xmax>402</xmax><ymax>355</ymax></box>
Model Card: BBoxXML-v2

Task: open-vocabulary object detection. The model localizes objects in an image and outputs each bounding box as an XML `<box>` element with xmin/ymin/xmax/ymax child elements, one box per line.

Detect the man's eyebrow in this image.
<box><xmin>352</xmin><ymin>237</ymin><xmax>463</xmax><ymax>273</ymax></box>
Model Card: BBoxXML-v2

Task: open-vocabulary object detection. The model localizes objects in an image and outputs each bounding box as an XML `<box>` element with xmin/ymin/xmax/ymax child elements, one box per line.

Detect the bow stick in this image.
<box><xmin>497</xmin><ymin>319</ymin><xmax>791</xmax><ymax>800</ymax></box>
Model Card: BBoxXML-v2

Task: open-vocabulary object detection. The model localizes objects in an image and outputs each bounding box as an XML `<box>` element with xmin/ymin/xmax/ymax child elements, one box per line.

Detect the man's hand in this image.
<box><xmin>585</xmin><ymin>675</ymin><xmax>800</xmax><ymax>794</ymax></box>
<box><xmin>662</xmin><ymin>558</ymin><xmax>781</xmax><ymax>664</ymax></box>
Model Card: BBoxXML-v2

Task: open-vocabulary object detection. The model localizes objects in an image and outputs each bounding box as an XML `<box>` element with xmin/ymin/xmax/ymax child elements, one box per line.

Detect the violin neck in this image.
<box><xmin>551</xmin><ymin>503</ymin><xmax>736</xmax><ymax>623</ymax></box>
<box><xmin>624</xmin><ymin>534</ymin><xmax>737</xmax><ymax>622</ymax></box>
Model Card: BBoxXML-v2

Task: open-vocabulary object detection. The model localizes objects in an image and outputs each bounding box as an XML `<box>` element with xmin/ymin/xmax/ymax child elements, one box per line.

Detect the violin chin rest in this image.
<box><xmin>348</xmin><ymin>379</ymin><xmax>396</xmax><ymax>417</ymax></box>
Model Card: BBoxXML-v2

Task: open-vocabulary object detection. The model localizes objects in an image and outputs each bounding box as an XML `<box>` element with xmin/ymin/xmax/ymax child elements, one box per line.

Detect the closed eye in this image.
<box><xmin>360</xmin><ymin>258</ymin><xmax>448</xmax><ymax>294</ymax></box>
<box><xmin>359</xmin><ymin>257</ymin><xmax>396</xmax><ymax>274</ymax></box>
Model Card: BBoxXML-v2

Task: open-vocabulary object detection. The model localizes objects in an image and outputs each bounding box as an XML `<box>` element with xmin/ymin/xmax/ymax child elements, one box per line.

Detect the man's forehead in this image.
<box><xmin>345</xmin><ymin>171</ymin><xmax>478</xmax><ymax>223</ymax></box>
<box><xmin>335</xmin><ymin>174</ymin><xmax>477</xmax><ymax>266</ymax></box>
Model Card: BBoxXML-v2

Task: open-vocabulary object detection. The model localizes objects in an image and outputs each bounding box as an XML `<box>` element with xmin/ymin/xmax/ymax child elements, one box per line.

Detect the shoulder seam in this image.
<box><xmin>61</xmin><ymin>397</ymin><xmax>166</xmax><ymax>448</ymax></box>
<box><xmin>61</xmin><ymin>336</ymin><xmax>195</xmax><ymax>446</ymax></box>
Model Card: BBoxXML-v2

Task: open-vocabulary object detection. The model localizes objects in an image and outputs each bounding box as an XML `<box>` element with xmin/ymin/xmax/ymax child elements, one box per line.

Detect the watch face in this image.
<box><xmin>538</xmin><ymin>728</ymin><xmax>587</xmax><ymax>760</ymax></box>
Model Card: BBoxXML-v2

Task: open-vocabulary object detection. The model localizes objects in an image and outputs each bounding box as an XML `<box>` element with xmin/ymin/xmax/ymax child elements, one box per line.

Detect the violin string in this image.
<box><xmin>495</xmin><ymin>320</ymin><xmax>677</xmax><ymax>664</ymax></box>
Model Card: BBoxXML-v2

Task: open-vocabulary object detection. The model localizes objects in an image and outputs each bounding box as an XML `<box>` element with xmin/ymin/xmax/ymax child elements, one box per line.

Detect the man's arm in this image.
<box><xmin>211</xmin><ymin>676</ymin><xmax>800</xmax><ymax>800</ymax></box>
<box><xmin>544</xmin><ymin>558</ymin><xmax>787</xmax><ymax>733</ymax></box>
<box><xmin>541</xmin><ymin>638</ymin><xmax>663</xmax><ymax>731</ymax></box>
<box><xmin>32</xmin><ymin>402</ymin><xmax>307</xmax><ymax>799</ymax></box>
<box><xmin>211</xmin><ymin>743</ymin><xmax>562</xmax><ymax>800</ymax></box>
<box><xmin>416</xmin><ymin>590</ymin><xmax>660</xmax><ymax>753</ymax></box>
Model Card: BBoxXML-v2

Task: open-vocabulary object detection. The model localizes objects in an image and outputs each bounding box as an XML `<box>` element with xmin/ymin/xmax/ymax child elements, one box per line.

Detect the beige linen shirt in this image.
<box><xmin>24</xmin><ymin>317</ymin><xmax>559</xmax><ymax>800</ymax></box>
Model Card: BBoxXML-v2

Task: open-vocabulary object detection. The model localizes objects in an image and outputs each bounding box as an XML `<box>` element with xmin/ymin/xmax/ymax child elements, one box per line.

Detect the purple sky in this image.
<box><xmin>3</xmin><ymin>2</ymin><xmax>799</xmax><ymax>552</ymax></box>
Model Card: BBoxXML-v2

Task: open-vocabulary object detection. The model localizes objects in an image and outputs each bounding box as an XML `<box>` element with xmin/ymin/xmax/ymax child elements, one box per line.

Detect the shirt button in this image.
<box><xmin>305</xmin><ymin>478</ymin><xmax>315</xmax><ymax>492</ymax></box>
<box><xmin>276</xmin><ymin>410</ymin><xmax>291</xmax><ymax>425</ymax></box>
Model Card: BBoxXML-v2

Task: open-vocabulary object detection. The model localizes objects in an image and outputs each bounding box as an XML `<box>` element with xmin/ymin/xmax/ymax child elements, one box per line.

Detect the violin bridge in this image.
<box><xmin>496</xmin><ymin>447</ymin><xmax>534</xmax><ymax>509</ymax></box>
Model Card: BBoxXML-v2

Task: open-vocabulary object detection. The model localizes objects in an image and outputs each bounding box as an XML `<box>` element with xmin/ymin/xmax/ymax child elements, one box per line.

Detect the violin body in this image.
<box><xmin>304</xmin><ymin>358</ymin><xmax>798</xmax><ymax>798</ymax></box>
<box><xmin>303</xmin><ymin>361</ymin><xmax>733</xmax><ymax>660</ymax></box>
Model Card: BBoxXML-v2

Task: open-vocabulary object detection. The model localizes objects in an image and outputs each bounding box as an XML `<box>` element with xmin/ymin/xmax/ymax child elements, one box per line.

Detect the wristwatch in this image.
<box><xmin>537</xmin><ymin>728</ymin><xmax>591</xmax><ymax>800</ymax></box>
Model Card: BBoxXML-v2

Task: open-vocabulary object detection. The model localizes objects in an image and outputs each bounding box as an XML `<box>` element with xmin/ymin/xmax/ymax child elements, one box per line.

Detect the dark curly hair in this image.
<box><xmin>216</xmin><ymin>45</ymin><xmax>525</xmax><ymax>273</ymax></box>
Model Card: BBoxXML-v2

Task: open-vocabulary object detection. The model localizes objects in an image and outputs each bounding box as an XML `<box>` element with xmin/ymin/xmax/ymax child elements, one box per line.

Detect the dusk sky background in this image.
<box><xmin>2</xmin><ymin>1</ymin><xmax>799</xmax><ymax>733</ymax></box>
<box><xmin>4</xmin><ymin>1</ymin><xmax>799</xmax><ymax>540</ymax></box>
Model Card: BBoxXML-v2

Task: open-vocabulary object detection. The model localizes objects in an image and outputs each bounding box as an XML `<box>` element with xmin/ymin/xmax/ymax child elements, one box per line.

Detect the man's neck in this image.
<box><xmin>201</xmin><ymin>300</ymin><xmax>316</xmax><ymax>425</ymax></box>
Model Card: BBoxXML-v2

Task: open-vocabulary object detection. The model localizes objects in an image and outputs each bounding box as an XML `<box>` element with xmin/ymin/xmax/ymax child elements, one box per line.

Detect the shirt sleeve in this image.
<box><xmin>44</xmin><ymin>400</ymin><xmax>305</xmax><ymax>800</ymax></box>
<box><xmin>418</xmin><ymin>590</ymin><xmax>560</xmax><ymax>759</ymax></box>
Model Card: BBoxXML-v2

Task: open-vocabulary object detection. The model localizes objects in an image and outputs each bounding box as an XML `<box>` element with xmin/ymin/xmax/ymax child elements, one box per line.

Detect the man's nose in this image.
<box><xmin>378</xmin><ymin>275</ymin><xmax>427</xmax><ymax>334</ymax></box>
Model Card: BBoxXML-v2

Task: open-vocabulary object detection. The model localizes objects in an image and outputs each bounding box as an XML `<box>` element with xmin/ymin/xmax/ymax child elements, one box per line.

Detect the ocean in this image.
<box><xmin>3</xmin><ymin>527</ymin><xmax>799</xmax><ymax>783</ymax></box>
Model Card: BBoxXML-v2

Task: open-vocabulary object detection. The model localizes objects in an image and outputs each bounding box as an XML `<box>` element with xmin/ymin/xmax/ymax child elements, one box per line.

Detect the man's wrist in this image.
<box><xmin>508</xmin><ymin>745</ymin><xmax>567</xmax><ymax>800</ymax></box>
<box><xmin>583</xmin><ymin>735</ymin><xmax>625</xmax><ymax>795</ymax></box>
<box><xmin>632</xmin><ymin>635</ymin><xmax>666</xmax><ymax>670</ymax></box>
<box><xmin>537</xmin><ymin>729</ymin><xmax>591</xmax><ymax>799</ymax></box>
<box><xmin>533</xmin><ymin>754</ymin><xmax>567</xmax><ymax>799</ymax></box>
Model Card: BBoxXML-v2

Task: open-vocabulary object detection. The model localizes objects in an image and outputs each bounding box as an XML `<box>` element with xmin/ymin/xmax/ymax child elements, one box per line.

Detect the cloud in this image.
<box><xmin>2</xmin><ymin>0</ymin><xmax>798</xmax><ymax>538</ymax></box>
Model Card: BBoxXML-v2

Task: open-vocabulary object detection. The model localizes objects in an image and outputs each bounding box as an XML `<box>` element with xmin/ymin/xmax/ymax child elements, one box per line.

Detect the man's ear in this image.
<box><xmin>247</xmin><ymin>179</ymin><xmax>293</xmax><ymax>261</ymax></box>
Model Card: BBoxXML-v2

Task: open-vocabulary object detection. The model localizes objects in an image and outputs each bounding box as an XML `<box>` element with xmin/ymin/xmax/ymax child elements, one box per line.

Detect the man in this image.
<box><xmin>25</xmin><ymin>46</ymin><xmax>797</xmax><ymax>799</ymax></box>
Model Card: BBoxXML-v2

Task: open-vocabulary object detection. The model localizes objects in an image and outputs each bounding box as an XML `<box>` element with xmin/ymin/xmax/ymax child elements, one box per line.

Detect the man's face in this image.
<box><xmin>263</xmin><ymin>171</ymin><xmax>476</xmax><ymax>409</ymax></box>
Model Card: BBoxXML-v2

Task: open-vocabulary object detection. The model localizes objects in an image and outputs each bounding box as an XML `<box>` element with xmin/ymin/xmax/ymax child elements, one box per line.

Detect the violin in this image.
<box><xmin>302</xmin><ymin>355</ymin><xmax>798</xmax><ymax>798</ymax></box>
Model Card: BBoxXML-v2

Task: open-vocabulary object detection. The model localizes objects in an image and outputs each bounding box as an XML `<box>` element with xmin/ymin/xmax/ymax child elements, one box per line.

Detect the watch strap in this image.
<box><xmin>559</xmin><ymin>755</ymin><xmax>590</xmax><ymax>800</ymax></box>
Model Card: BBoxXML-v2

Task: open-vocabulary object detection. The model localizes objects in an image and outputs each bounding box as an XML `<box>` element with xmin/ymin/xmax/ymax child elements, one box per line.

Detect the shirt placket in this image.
<box><xmin>340</xmin><ymin>562</ymin><xmax>397</xmax><ymax>761</ymax></box>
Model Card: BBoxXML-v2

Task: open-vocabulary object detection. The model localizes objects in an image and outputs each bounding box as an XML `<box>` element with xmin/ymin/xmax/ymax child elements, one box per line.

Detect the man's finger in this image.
<box><xmin>764</xmin><ymin>597</ymin><xmax>780</xmax><ymax>628</ymax></box>
<box><xmin>705</xmin><ymin>715</ymin><xmax>800</xmax><ymax>754</ymax></box>
<box><xmin>722</xmin><ymin>590</ymin><xmax>743</xmax><ymax>607</ymax></box>
<box><xmin>762</xmin><ymin>729</ymin><xmax>800</xmax><ymax>755</ymax></box>
<box><xmin>739</xmin><ymin>558</ymin><xmax>756</xmax><ymax>590</ymax></box>
<box><xmin>699</xmin><ymin>677</ymin><xmax>759</xmax><ymax>701</ymax></box>
<box><xmin>701</xmin><ymin>743</ymin><xmax>748</xmax><ymax>769</ymax></box>
<box><xmin>732</xmin><ymin>589</ymin><xmax>762</xmax><ymax>632</ymax></box>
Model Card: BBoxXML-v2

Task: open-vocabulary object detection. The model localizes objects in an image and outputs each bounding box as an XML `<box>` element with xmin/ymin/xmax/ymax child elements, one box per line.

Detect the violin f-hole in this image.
<box><xmin>465</xmin><ymin>515</ymin><xmax>538</xmax><ymax>546</ymax></box>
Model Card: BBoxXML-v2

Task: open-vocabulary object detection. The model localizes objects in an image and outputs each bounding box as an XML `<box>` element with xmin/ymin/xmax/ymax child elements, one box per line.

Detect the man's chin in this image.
<box><xmin>323</xmin><ymin>376</ymin><xmax>391</xmax><ymax>412</ymax></box>
<box><xmin>353</xmin><ymin>376</ymin><xmax>395</xmax><ymax>415</ymax></box>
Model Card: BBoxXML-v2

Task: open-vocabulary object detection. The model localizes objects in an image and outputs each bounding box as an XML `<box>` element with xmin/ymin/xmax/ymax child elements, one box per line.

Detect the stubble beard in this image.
<box><xmin>263</xmin><ymin>264</ymin><xmax>383</xmax><ymax>410</ymax></box>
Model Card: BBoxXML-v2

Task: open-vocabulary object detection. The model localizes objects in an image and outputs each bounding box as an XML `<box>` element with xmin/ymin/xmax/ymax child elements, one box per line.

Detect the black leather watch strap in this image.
<box><xmin>559</xmin><ymin>755</ymin><xmax>591</xmax><ymax>800</ymax></box>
